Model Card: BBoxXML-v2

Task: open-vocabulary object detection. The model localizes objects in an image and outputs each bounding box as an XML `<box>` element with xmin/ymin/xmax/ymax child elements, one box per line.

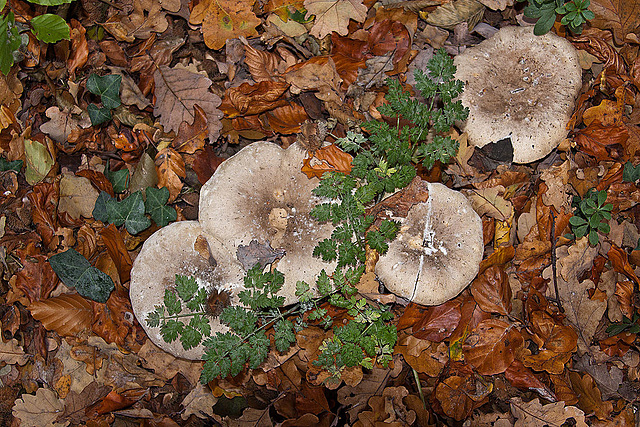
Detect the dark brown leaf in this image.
<box><xmin>236</xmin><ymin>239</ymin><xmax>286</xmax><ymax>270</ymax></box>
<box><xmin>462</xmin><ymin>319</ymin><xmax>523</xmax><ymax>375</ymax></box>
<box><xmin>470</xmin><ymin>265</ymin><xmax>512</xmax><ymax>315</ymax></box>
<box><xmin>411</xmin><ymin>298</ymin><xmax>462</xmax><ymax>342</ymax></box>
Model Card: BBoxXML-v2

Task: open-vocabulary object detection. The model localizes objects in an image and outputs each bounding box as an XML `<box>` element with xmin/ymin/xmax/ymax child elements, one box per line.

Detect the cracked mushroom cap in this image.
<box><xmin>130</xmin><ymin>221</ymin><xmax>244</xmax><ymax>360</ymax></box>
<box><xmin>454</xmin><ymin>25</ymin><xmax>582</xmax><ymax>164</ymax></box>
<box><xmin>375</xmin><ymin>183</ymin><xmax>483</xmax><ymax>306</ymax></box>
<box><xmin>199</xmin><ymin>142</ymin><xmax>335</xmax><ymax>304</ymax></box>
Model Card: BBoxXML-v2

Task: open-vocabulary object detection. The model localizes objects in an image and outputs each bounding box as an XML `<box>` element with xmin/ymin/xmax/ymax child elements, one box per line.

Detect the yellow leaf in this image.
<box><xmin>190</xmin><ymin>0</ymin><xmax>261</xmax><ymax>50</ymax></box>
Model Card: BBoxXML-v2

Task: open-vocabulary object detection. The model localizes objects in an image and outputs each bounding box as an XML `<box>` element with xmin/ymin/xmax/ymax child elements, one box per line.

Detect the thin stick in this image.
<box><xmin>550</xmin><ymin>211</ymin><xmax>563</xmax><ymax>313</ymax></box>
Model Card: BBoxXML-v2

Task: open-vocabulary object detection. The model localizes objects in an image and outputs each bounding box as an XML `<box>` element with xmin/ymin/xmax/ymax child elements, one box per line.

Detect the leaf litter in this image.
<box><xmin>2</xmin><ymin>0</ymin><xmax>640</xmax><ymax>425</ymax></box>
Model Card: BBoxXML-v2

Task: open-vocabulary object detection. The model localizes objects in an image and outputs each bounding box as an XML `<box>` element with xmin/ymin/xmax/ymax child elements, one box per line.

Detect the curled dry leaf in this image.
<box><xmin>99</xmin><ymin>223</ymin><xmax>133</xmax><ymax>285</ymax></box>
<box><xmin>244</xmin><ymin>44</ymin><xmax>284</xmax><ymax>82</ymax></box>
<box><xmin>521</xmin><ymin>311</ymin><xmax>578</xmax><ymax>375</ymax></box>
<box><xmin>172</xmin><ymin>104</ymin><xmax>208</xmax><ymax>154</ymax></box>
<box><xmin>29</xmin><ymin>293</ymin><xmax>93</xmax><ymax>337</ymax></box>
<box><xmin>463</xmin><ymin>319</ymin><xmax>523</xmax><ymax>375</ymax></box>
<box><xmin>219</xmin><ymin>81</ymin><xmax>290</xmax><ymax>117</ymax></box>
<box><xmin>301</xmin><ymin>144</ymin><xmax>353</xmax><ymax>178</ymax></box>
<box><xmin>155</xmin><ymin>147</ymin><xmax>185</xmax><ymax>203</ymax></box>
<box><xmin>434</xmin><ymin>364</ymin><xmax>492</xmax><ymax>421</ymax></box>
<box><xmin>470</xmin><ymin>265</ymin><xmax>511</xmax><ymax>315</ymax></box>
<box><xmin>505</xmin><ymin>360</ymin><xmax>556</xmax><ymax>402</ymax></box>
<box><xmin>265</xmin><ymin>103</ymin><xmax>309</xmax><ymax>134</ymax></box>
<box><xmin>573</xmin><ymin>122</ymin><xmax>629</xmax><ymax>162</ymax></box>
<box><xmin>15</xmin><ymin>242</ymin><xmax>58</xmax><ymax>304</ymax></box>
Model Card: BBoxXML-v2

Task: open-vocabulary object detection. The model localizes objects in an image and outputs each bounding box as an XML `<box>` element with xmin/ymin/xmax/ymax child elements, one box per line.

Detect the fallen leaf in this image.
<box><xmin>227</xmin><ymin>407</ymin><xmax>273</xmax><ymax>427</ymax></box>
<box><xmin>189</xmin><ymin>0</ymin><xmax>260</xmax><ymax>50</ymax></box>
<box><xmin>589</xmin><ymin>0</ymin><xmax>640</xmax><ymax>45</ymax></box>
<box><xmin>24</xmin><ymin>138</ymin><xmax>55</xmax><ymax>185</ymax></box>
<box><xmin>355</xmin><ymin>386</ymin><xmax>416</xmax><ymax>426</ymax></box>
<box><xmin>243</xmin><ymin>44</ymin><xmax>284</xmax><ymax>82</ymax></box>
<box><xmin>265</xmin><ymin>103</ymin><xmax>309</xmax><ymax>134</ymax></box>
<box><xmin>573</xmin><ymin>122</ymin><xmax>628</xmax><ymax>162</ymax></box>
<box><xmin>510</xmin><ymin>397</ymin><xmax>587</xmax><ymax>427</ymax></box>
<box><xmin>154</xmin><ymin>66</ymin><xmax>223</xmax><ymax>142</ymax></box>
<box><xmin>237</xmin><ymin>240</ymin><xmax>286</xmax><ymax>270</ymax></box>
<box><xmin>155</xmin><ymin>148</ymin><xmax>185</xmax><ymax>202</ymax></box>
<box><xmin>463</xmin><ymin>319</ymin><xmax>523</xmax><ymax>375</ymax></box>
<box><xmin>57</xmin><ymin>381</ymin><xmax>111</xmax><ymax>425</ymax></box>
<box><xmin>411</xmin><ymin>297</ymin><xmax>462</xmax><ymax>341</ymax></box>
<box><xmin>12</xmin><ymin>388</ymin><xmax>64</xmax><ymax>427</ymax></box>
<box><xmin>105</xmin><ymin>0</ymin><xmax>169</xmax><ymax>41</ymax></box>
<box><xmin>569</xmin><ymin>372</ymin><xmax>614</xmax><ymax>421</ymax></box>
<box><xmin>172</xmin><ymin>104</ymin><xmax>208</xmax><ymax>154</ymax></box>
<box><xmin>39</xmin><ymin>107</ymin><xmax>92</xmax><ymax>144</ymax></box>
<box><xmin>285</xmin><ymin>56</ymin><xmax>344</xmax><ymax>103</ymax></box>
<box><xmin>505</xmin><ymin>360</ymin><xmax>556</xmax><ymax>401</ymax></box>
<box><xmin>180</xmin><ymin>383</ymin><xmax>218</xmax><ymax>420</ymax></box>
<box><xmin>304</xmin><ymin>0</ymin><xmax>367</xmax><ymax>38</ymax></box>
<box><xmin>28</xmin><ymin>293</ymin><xmax>93</xmax><ymax>337</ymax></box>
<box><xmin>58</xmin><ymin>173</ymin><xmax>99</xmax><ymax>220</ymax></box>
<box><xmin>424</xmin><ymin>0</ymin><xmax>485</xmax><ymax>30</ymax></box>
<box><xmin>0</xmin><ymin>338</ymin><xmax>28</xmax><ymax>365</ymax></box>
<box><xmin>434</xmin><ymin>367</ymin><xmax>491</xmax><ymax>421</ymax></box>
<box><xmin>219</xmin><ymin>81</ymin><xmax>290</xmax><ymax>117</ymax></box>
<box><xmin>470</xmin><ymin>265</ymin><xmax>512</xmax><ymax>315</ymax></box>
<box><xmin>558</xmin><ymin>279</ymin><xmax>607</xmax><ymax>354</ymax></box>
<box><xmin>99</xmin><ymin>223</ymin><xmax>133</xmax><ymax>285</ymax></box>
<box><xmin>301</xmin><ymin>144</ymin><xmax>353</xmax><ymax>178</ymax></box>
<box><xmin>15</xmin><ymin>242</ymin><xmax>58</xmax><ymax>304</ymax></box>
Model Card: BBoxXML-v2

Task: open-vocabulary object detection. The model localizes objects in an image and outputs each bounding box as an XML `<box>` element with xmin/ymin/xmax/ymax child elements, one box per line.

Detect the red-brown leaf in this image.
<box><xmin>29</xmin><ymin>293</ymin><xmax>93</xmax><ymax>336</ymax></box>
<box><xmin>471</xmin><ymin>265</ymin><xmax>512</xmax><ymax>315</ymax></box>
<box><xmin>574</xmin><ymin>122</ymin><xmax>628</xmax><ymax>161</ymax></box>
<box><xmin>100</xmin><ymin>223</ymin><xmax>133</xmax><ymax>285</ymax></box>
<box><xmin>301</xmin><ymin>144</ymin><xmax>353</xmax><ymax>178</ymax></box>
<box><xmin>463</xmin><ymin>319</ymin><xmax>523</xmax><ymax>375</ymax></box>
<box><xmin>172</xmin><ymin>104</ymin><xmax>208</xmax><ymax>154</ymax></box>
<box><xmin>412</xmin><ymin>298</ymin><xmax>462</xmax><ymax>342</ymax></box>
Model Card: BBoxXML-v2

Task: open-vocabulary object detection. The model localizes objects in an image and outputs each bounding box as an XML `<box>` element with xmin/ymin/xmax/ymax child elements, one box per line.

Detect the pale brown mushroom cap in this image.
<box><xmin>198</xmin><ymin>142</ymin><xmax>335</xmax><ymax>304</ymax></box>
<box><xmin>454</xmin><ymin>26</ymin><xmax>582</xmax><ymax>164</ymax></box>
<box><xmin>375</xmin><ymin>183</ymin><xmax>483</xmax><ymax>305</ymax></box>
<box><xmin>130</xmin><ymin>221</ymin><xmax>244</xmax><ymax>360</ymax></box>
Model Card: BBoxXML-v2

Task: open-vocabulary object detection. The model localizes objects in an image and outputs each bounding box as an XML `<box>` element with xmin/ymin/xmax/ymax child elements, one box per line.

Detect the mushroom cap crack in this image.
<box><xmin>376</xmin><ymin>183</ymin><xmax>483</xmax><ymax>306</ymax></box>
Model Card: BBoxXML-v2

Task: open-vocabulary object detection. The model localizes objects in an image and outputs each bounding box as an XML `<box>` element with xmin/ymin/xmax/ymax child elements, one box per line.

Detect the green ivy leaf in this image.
<box><xmin>48</xmin><ymin>248</ymin><xmax>114</xmax><ymax>303</ymax></box>
<box><xmin>87</xmin><ymin>104</ymin><xmax>112</xmax><ymax>126</ymax></box>
<box><xmin>104</xmin><ymin>160</ymin><xmax>129</xmax><ymax>193</ymax></box>
<box><xmin>30</xmin><ymin>14</ymin><xmax>70</xmax><ymax>43</ymax></box>
<box><xmin>92</xmin><ymin>191</ymin><xmax>151</xmax><ymax>234</ymax></box>
<box><xmin>145</xmin><ymin>186</ymin><xmax>177</xmax><ymax>227</ymax></box>
<box><xmin>87</xmin><ymin>74</ymin><xmax>122</xmax><ymax>110</ymax></box>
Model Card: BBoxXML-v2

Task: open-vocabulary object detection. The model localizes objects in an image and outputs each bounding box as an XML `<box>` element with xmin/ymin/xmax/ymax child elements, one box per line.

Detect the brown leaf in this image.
<box><xmin>155</xmin><ymin>147</ymin><xmax>185</xmax><ymax>202</ymax></box>
<box><xmin>614</xmin><ymin>280</ymin><xmax>634</xmax><ymax>318</ymax></box>
<box><xmin>411</xmin><ymin>298</ymin><xmax>462</xmax><ymax>341</ymax></box>
<box><xmin>608</xmin><ymin>244</ymin><xmax>640</xmax><ymax>285</ymax></box>
<box><xmin>301</xmin><ymin>144</ymin><xmax>353</xmax><ymax>178</ymax></box>
<box><xmin>244</xmin><ymin>44</ymin><xmax>284</xmax><ymax>82</ymax></box>
<box><xmin>395</xmin><ymin>333</ymin><xmax>446</xmax><ymax>376</ymax></box>
<box><xmin>285</xmin><ymin>56</ymin><xmax>345</xmax><ymax>104</ymax></box>
<box><xmin>220</xmin><ymin>81</ymin><xmax>290</xmax><ymax>117</ymax></box>
<box><xmin>367</xmin><ymin>20</ymin><xmax>410</xmax><ymax>64</ymax></box>
<box><xmin>471</xmin><ymin>265</ymin><xmax>512</xmax><ymax>315</ymax></box>
<box><xmin>570</xmin><ymin>30</ymin><xmax>627</xmax><ymax>76</ymax></box>
<box><xmin>569</xmin><ymin>372</ymin><xmax>614</xmax><ymax>421</ymax></box>
<box><xmin>355</xmin><ymin>386</ymin><xmax>416</xmax><ymax>426</ymax></box>
<box><xmin>463</xmin><ymin>319</ymin><xmax>523</xmax><ymax>375</ymax></box>
<box><xmin>505</xmin><ymin>359</ymin><xmax>556</xmax><ymax>401</ymax></box>
<box><xmin>28</xmin><ymin>293</ymin><xmax>93</xmax><ymax>336</ymax></box>
<box><xmin>27</xmin><ymin>179</ymin><xmax>60</xmax><ymax>250</ymax></box>
<box><xmin>15</xmin><ymin>242</ymin><xmax>58</xmax><ymax>304</ymax></box>
<box><xmin>265</xmin><ymin>103</ymin><xmax>309</xmax><ymax>134</ymax></box>
<box><xmin>67</xmin><ymin>19</ymin><xmax>88</xmax><ymax>76</ymax></box>
<box><xmin>57</xmin><ymin>382</ymin><xmax>111</xmax><ymax>425</ymax></box>
<box><xmin>434</xmin><ymin>365</ymin><xmax>491</xmax><ymax>421</ymax></box>
<box><xmin>153</xmin><ymin>66</ymin><xmax>223</xmax><ymax>142</ymax></box>
<box><xmin>510</xmin><ymin>397</ymin><xmax>587</xmax><ymax>427</ymax></box>
<box><xmin>100</xmin><ymin>223</ymin><xmax>133</xmax><ymax>285</ymax></box>
<box><xmin>236</xmin><ymin>240</ymin><xmax>286</xmax><ymax>270</ymax></box>
<box><xmin>172</xmin><ymin>104</ymin><xmax>208</xmax><ymax>154</ymax></box>
<box><xmin>91</xmin><ymin>288</ymin><xmax>136</xmax><ymax>348</ymax></box>
<box><xmin>189</xmin><ymin>0</ymin><xmax>260</xmax><ymax>50</ymax></box>
<box><xmin>192</xmin><ymin>145</ymin><xmax>225</xmax><ymax>185</ymax></box>
<box><xmin>573</xmin><ymin>122</ymin><xmax>629</xmax><ymax>161</ymax></box>
<box><xmin>76</xmin><ymin>169</ymin><xmax>114</xmax><ymax>197</ymax></box>
<box><xmin>589</xmin><ymin>0</ymin><xmax>640</xmax><ymax>45</ymax></box>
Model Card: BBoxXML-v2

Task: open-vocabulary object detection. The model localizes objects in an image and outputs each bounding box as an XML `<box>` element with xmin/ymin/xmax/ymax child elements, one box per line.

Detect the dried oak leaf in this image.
<box><xmin>463</xmin><ymin>319</ymin><xmax>523</xmax><ymax>376</ymax></box>
<box><xmin>0</xmin><ymin>338</ymin><xmax>28</xmax><ymax>365</ymax></box>
<box><xmin>227</xmin><ymin>408</ymin><xmax>273</xmax><ymax>427</ymax></box>
<box><xmin>301</xmin><ymin>143</ymin><xmax>353</xmax><ymax>178</ymax></box>
<box><xmin>39</xmin><ymin>107</ymin><xmax>91</xmax><ymax>145</ymax></box>
<box><xmin>354</xmin><ymin>386</ymin><xmax>416</xmax><ymax>427</ymax></box>
<box><xmin>153</xmin><ymin>66</ymin><xmax>223</xmax><ymax>143</ymax></box>
<box><xmin>510</xmin><ymin>397</ymin><xmax>587</xmax><ymax>427</ymax></box>
<box><xmin>569</xmin><ymin>372</ymin><xmax>614</xmax><ymax>421</ymax></box>
<box><xmin>470</xmin><ymin>265</ymin><xmax>512</xmax><ymax>315</ymax></box>
<box><xmin>57</xmin><ymin>382</ymin><xmax>111</xmax><ymax>425</ymax></box>
<box><xmin>589</xmin><ymin>0</ymin><xmax>640</xmax><ymax>46</ymax></box>
<box><xmin>304</xmin><ymin>0</ymin><xmax>367</xmax><ymax>38</ymax></box>
<box><xmin>189</xmin><ymin>0</ymin><xmax>260</xmax><ymax>50</ymax></box>
<box><xmin>29</xmin><ymin>293</ymin><xmax>93</xmax><ymax>337</ymax></box>
<box><xmin>237</xmin><ymin>240</ymin><xmax>286</xmax><ymax>270</ymax></box>
<box><xmin>558</xmin><ymin>279</ymin><xmax>607</xmax><ymax>355</ymax></box>
<box><xmin>138</xmin><ymin>339</ymin><xmax>203</xmax><ymax>385</ymax></box>
<box><xmin>285</xmin><ymin>56</ymin><xmax>344</xmax><ymax>103</ymax></box>
<box><xmin>12</xmin><ymin>388</ymin><xmax>64</xmax><ymax>427</ymax></box>
<box><xmin>395</xmin><ymin>333</ymin><xmax>446</xmax><ymax>376</ymax></box>
<box><xmin>67</xmin><ymin>19</ymin><xmax>88</xmax><ymax>76</ymax></box>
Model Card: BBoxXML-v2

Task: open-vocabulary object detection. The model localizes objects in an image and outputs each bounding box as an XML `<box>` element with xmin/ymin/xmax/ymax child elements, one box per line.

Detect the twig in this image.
<box><xmin>550</xmin><ymin>211</ymin><xmax>563</xmax><ymax>313</ymax></box>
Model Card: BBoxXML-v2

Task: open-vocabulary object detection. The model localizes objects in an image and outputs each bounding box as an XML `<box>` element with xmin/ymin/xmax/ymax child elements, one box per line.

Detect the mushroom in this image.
<box><xmin>453</xmin><ymin>25</ymin><xmax>582</xmax><ymax>164</ymax></box>
<box><xmin>198</xmin><ymin>142</ymin><xmax>335</xmax><ymax>304</ymax></box>
<box><xmin>375</xmin><ymin>182</ymin><xmax>483</xmax><ymax>305</ymax></box>
<box><xmin>130</xmin><ymin>221</ymin><xmax>244</xmax><ymax>360</ymax></box>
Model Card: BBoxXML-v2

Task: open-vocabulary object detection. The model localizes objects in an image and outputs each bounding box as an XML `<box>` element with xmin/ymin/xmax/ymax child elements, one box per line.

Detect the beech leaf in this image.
<box><xmin>28</xmin><ymin>293</ymin><xmax>93</xmax><ymax>336</ymax></box>
<box><xmin>48</xmin><ymin>248</ymin><xmax>115</xmax><ymax>303</ymax></box>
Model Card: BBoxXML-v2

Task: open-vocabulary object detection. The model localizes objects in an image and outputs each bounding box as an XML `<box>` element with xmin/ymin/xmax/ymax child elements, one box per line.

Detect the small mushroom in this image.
<box><xmin>375</xmin><ymin>182</ymin><xmax>483</xmax><ymax>305</ymax></box>
<box><xmin>199</xmin><ymin>142</ymin><xmax>335</xmax><ymax>304</ymax></box>
<box><xmin>454</xmin><ymin>25</ymin><xmax>582</xmax><ymax>164</ymax></box>
<box><xmin>130</xmin><ymin>221</ymin><xmax>244</xmax><ymax>360</ymax></box>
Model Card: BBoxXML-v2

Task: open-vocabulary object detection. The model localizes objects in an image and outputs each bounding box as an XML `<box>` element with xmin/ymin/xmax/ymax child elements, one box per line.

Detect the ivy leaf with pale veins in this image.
<box><xmin>145</xmin><ymin>186</ymin><xmax>177</xmax><ymax>227</ymax></box>
<box><xmin>48</xmin><ymin>248</ymin><xmax>115</xmax><ymax>303</ymax></box>
<box><xmin>153</xmin><ymin>66</ymin><xmax>223</xmax><ymax>143</ymax></box>
<box><xmin>93</xmin><ymin>191</ymin><xmax>151</xmax><ymax>234</ymax></box>
<box><xmin>236</xmin><ymin>240</ymin><xmax>286</xmax><ymax>270</ymax></box>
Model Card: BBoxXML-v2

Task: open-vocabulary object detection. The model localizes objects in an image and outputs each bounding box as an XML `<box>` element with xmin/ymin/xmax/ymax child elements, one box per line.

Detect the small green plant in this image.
<box><xmin>0</xmin><ymin>0</ymin><xmax>73</xmax><ymax>75</ymax></box>
<box><xmin>606</xmin><ymin>313</ymin><xmax>640</xmax><ymax>336</ymax></box>
<box><xmin>147</xmin><ymin>48</ymin><xmax>465</xmax><ymax>384</ymax></box>
<box><xmin>569</xmin><ymin>188</ymin><xmax>613</xmax><ymax>246</ymax></box>
<box><xmin>517</xmin><ymin>0</ymin><xmax>594</xmax><ymax>35</ymax></box>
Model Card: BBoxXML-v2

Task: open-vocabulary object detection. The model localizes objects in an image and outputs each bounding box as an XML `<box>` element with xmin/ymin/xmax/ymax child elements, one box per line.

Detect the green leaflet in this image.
<box><xmin>0</xmin><ymin>12</ymin><xmax>21</xmax><ymax>75</ymax></box>
<box><xmin>104</xmin><ymin>160</ymin><xmax>130</xmax><ymax>193</ymax></box>
<box><xmin>0</xmin><ymin>158</ymin><xmax>23</xmax><ymax>172</ymax></box>
<box><xmin>48</xmin><ymin>248</ymin><xmax>114</xmax><ymax>303</ymax></box>
<box><xmin>30</xmin><ymin>14</ymin><xmax>70</xmax><ymax>43</ymax></box>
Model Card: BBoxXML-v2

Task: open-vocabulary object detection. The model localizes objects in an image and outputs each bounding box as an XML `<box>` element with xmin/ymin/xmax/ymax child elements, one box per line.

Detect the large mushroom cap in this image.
<box><xmin>199</xmin><ymin>142</ymin><xmax>335</xmax><ymax>304</ymax></box>
<box><xmin>454</xmin><ymin>26</ymin><xmax>582</xmax><ymax>164</ymax></box>
<box><xmin>375</xmin><ymin>183</ymin><xmax>483</xmax><ymax>305</ymax></box>
<box><xmin>130</xmin><ymin>221</ymin><xmax>244</xmax><ymax>360</ymax></box>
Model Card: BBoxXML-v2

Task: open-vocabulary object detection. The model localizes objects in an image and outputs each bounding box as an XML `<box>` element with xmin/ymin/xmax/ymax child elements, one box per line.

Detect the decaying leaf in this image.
<box><xmin>304</xmin><ymin>0</ymin><xmax>368</xmax><ymax>38</ymax></box>
<box><xmin>301</xmin><ymin>144</ymin><xmax>353</xmax><ymax>178</ymax></box>
<box><xmin>237</xmin><ymin>239</ymin><xmax>286</xmax><ymax>270</ymax></box>
<box><xmin>470</xmin><ymin>265</ymin><xmax>511</xmax><ymax>315</ymax></box>
<box><xmin>153</xmin><ymin>66</ymin><xmax>223</xmax><ymax>142</ymax></box>
<box><xmin>12</xmin><ymin>388</ymin><xmax>65</xmax><ymax>427</ymax></box>
<box><xmin>190</xmin><ymin>0</ymin><xmax>261</xmax><ymax>50</ymax></box>
<box><xmin>589</xmin><ymin>0</ymin><xmax>640</xmax><ymax>45</ymax></box>
<box><xmin>510</xmin><ymin>397</ymin><xmax>587</xmax><ymax>427</ymax></box>
<box><xmin>463</xmin><ymin>319</ymin><xmax>523</xmax><ymax>375</ymax></box>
